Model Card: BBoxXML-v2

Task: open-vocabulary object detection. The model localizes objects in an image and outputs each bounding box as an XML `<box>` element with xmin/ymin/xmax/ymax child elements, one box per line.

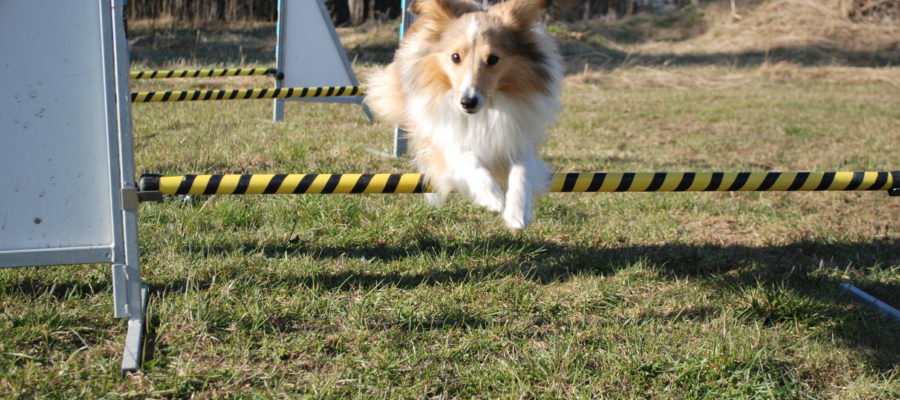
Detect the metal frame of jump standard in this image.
<box><xmin>0</xmin><ymin>0</ymin><xmax>146</xmax><ymax>373</ymax></box>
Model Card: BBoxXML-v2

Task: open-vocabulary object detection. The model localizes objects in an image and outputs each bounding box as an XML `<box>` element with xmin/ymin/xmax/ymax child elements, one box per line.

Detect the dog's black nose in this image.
<box><xmin>460</xmin><ymin>96</ymin><xmax>479</xmax><ymax>111</ymax></box>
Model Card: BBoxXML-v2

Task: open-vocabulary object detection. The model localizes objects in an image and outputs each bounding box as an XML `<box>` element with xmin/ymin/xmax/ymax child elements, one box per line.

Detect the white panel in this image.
<box><xmin>279</xmin><ymin>0</ymin><xmax>360</xmax><ymax>92</ymax></box>
<box><xmin>0</xmin><ymin>1</ymin><xmax>116</xmax><ymax>257</ymax></box>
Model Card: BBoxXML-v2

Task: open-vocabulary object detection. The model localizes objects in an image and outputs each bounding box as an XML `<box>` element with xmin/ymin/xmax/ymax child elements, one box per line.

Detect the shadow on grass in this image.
<box><xmin>139</xmin><ymin>302</ymin><xmax>168</xmax><ymax>369</ymax></box>
<box><xmin>170</xmin><ymin>235</ymin><xmax>900</xmax><ymax>369</ymax></box>
<box><xmin>3</xmin><ymin>272</ymin><xmax>111</xmax><ymax>301</ymax></box>
<box><xmin>6</xmin><ymin>235</ymin><xmax>893</xmax><ymax>370</ymax></box>
<box><xmin>596</xmin><ymin>47</ymin><xmax>898</xmax><ymax>69</ymax></box>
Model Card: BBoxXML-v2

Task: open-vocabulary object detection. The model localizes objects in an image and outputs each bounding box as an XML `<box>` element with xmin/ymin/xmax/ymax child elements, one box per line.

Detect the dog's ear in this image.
<box><xmin>413</xmin><ymin>0</ymin><xmax>481</xmax><ymax>22</ymax></box>
<box><xmin>490</xmin><ymin>0</ymin><xmax>549</xmax><ymax>30</ymax></box>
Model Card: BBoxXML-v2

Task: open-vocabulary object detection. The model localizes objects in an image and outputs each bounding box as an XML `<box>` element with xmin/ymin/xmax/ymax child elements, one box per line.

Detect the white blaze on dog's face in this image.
<box><xmin>411</xmin><ymin>0</ymin><xmax>553</xmax><ymax>115</ymax></box>
<box><xmin>441</xmin><ymin>14</ymin><xmax>504</xmax><ymax>114</ymax></box>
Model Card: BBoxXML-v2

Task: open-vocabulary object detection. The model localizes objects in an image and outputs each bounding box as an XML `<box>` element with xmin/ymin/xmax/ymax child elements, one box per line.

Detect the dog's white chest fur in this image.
<box><xmin>403</xmin><ymin>91</ymin><xmax>558</xmax><ymax>230</ymax></box>
<box><xmin>408</xmin><ymin>92</ymin><xmax>560</xmax><ymax>164</ymax></box>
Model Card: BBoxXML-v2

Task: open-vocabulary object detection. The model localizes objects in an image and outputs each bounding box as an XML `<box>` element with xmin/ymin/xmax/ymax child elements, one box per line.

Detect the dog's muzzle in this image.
<box><xmin>460</xmin><ymin>95</ymin><xmax>479</xmax><ymax>113</ymax></box>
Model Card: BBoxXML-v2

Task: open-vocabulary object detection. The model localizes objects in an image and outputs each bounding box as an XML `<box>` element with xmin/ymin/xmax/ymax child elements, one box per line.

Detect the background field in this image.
<box><xmin>2</xmin><ymin>1</ymin><xmax>899</xmax><ymax>398</ymax></box>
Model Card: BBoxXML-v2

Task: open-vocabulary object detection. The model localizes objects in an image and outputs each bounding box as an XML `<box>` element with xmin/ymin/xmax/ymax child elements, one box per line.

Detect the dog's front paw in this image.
<box><xmin>502</xmin><ymin>203</ymin><xmax>531</xmax><ymax>232</ymax></box>
<box><xmin>424</xmin><ymin>192</ymin><xmax>445</xmax><ymax>207</ymax></box>
<box><xmin>473</xmin><ymin>192</ymin><xmax>505</xmax><ymax>213</ymax></box>
<box><xmin>472</xmin><ymin>184</ymin><xmax>505</xmax><ymax>212</ymax></box>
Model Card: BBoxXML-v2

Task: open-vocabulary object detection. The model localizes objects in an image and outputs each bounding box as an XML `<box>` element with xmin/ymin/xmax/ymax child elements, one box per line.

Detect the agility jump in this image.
<box><xmin>139</xmin><ymin>171</ymin><xmax>899</xmax><ymax>197</ymax></box>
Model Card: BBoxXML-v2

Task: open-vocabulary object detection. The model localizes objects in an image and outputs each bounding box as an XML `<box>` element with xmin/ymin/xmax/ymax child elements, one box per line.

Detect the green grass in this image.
<box><xmin>1</xmin><ymin>22</ymin><xmax>899</xmax><ymax>398</ymax></box>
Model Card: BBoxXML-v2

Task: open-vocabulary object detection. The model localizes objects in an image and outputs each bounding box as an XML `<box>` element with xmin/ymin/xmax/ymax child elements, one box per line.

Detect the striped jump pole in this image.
<box><xmin>130</xmin><ymin>67</ymin><xmax>281</xmax><ymax>80</ymax></box>
<box><xmin>138</xmin><ymin>171</ymin><xmax>899</xmax><ymax>197</ymax></box>
<box><xmin>130</xmin><ymin>85</ymin><xmax>364</xmax><ymax>103</ymax></box>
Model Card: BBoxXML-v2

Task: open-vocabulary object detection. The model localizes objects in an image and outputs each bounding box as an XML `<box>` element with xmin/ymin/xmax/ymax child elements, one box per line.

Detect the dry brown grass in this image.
<box><xmin>570</xmin><ymin>62</ymin><xmax>900</xmax><ymax>88</ymax></box>
<box><xmin>633</xmin><ymin>0</ymin><xmax>899</xmax><ymax>56</ymax></box>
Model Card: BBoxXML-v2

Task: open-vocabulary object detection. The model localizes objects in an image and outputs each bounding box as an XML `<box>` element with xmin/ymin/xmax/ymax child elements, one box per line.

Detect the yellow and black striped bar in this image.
<box><xmin>130</xmin><ymin>67</ymin><xmax>278</xmax><ymax>80</ymax></box>
<box><xmin>139</xmin><ymin>171</ymin><xmax>898</xmax><ymax>196</ymax></box>
<box><xmin>130</xmin><ymin>85</ymin><xmax>363</xmax><ymax>103</ymax></box>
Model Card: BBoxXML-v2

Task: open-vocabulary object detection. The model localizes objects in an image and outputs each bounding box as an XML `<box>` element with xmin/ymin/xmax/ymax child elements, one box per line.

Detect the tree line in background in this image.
<box><xmin>126</xmin><ymin>0</ymin><xmax>694</xmax><ymax>25</ymax></box>
<box><xmin>127</xmin><ymin>0</ymin><xmax>279</xmax><ymax>22</ymax></box>
<box><xmin>125</xmin><ymin>0</ymin><xmax>899</xmax><ymax>25</ymax></box>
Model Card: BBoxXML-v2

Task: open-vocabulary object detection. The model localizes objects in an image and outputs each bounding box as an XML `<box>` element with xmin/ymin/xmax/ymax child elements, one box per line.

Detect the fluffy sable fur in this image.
<box><xmin>365</xmin><ymin>0</ymin><xmax>563</xmax><ymax>230</ymax></box>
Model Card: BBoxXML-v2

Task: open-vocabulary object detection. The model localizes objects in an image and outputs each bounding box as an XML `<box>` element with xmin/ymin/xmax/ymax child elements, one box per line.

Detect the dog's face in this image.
<box><xmin>413</xmin><ymin>0</ymin><xmax>551</xmax><ymax>115</ymax></box>
<box><xmin>439</xmin><ymin>14</ymin><xmax>510</xmax><ymax>114</ymax></box>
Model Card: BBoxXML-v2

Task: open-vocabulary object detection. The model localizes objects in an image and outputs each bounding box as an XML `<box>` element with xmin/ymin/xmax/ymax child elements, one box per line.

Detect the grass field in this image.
<box><xmin>2</xmin><ymin>5</ymin><xmax>900</xmax><ymax>398</ymax></box>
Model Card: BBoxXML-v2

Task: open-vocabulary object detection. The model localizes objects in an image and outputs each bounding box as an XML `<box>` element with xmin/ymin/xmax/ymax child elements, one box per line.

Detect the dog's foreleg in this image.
<box><xmin>449</xmin><ymin>151</ymin><xmax>505</xmax><ymax>212</ymax></box>
<box><xmin>424</xmin><ymin>191</ymin><xmax>448</xmax><ymax>207</ymax></box>
<box><xmin>503</xmin><ymin>152</ymin><xmax>548</xmax><ymax>231</ymax></box>
<box><xmin>502</xmin><ymin>162</ymin><xmax>531</xmax><ymax>231</ymax></box>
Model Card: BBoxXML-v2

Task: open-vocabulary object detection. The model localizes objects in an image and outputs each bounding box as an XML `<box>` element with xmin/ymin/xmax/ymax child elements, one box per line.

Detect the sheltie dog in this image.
<box><xmin>365</xmin><ymin>0</ymin><xmax>563</xmax><ymax>231</ymax></box>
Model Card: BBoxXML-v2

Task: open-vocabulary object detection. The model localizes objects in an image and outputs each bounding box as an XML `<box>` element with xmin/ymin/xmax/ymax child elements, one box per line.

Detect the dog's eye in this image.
<box><xmin>486</xmin><ymin>55</ymin><xmax>499</xmax><ymax>66</ymax></box>
<box><xmin>451</xmin><ymin>53</ymin><xmax>461</xmax><ymax>64</ymax></box>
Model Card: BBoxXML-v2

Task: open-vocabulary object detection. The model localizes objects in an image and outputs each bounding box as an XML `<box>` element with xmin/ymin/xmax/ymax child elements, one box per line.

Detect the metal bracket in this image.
<box><xmin>122</xmin><ymin>188</ymin><xmax>139</xmax><ymax>210</ymax></box>
<box><xmin>126</xmin><ymin>186</ymin><xmax>163</xmax><ymax>204</ymax></box>
<box><xmin>138</xmin><ymin>191</ymin><xmax>163</xmax><ymax>202</ymax></box>
<box><xmin>137</xmin><ymin>174</ymin><xmax>163</xmax><ymax>202</ymax></box>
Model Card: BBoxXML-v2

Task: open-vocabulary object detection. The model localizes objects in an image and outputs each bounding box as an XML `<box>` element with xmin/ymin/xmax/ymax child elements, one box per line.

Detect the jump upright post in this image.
<box><xmin>392</xmin><ymin>0</ymin><xmax>415</xmax><ymax>157</ymax></box>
